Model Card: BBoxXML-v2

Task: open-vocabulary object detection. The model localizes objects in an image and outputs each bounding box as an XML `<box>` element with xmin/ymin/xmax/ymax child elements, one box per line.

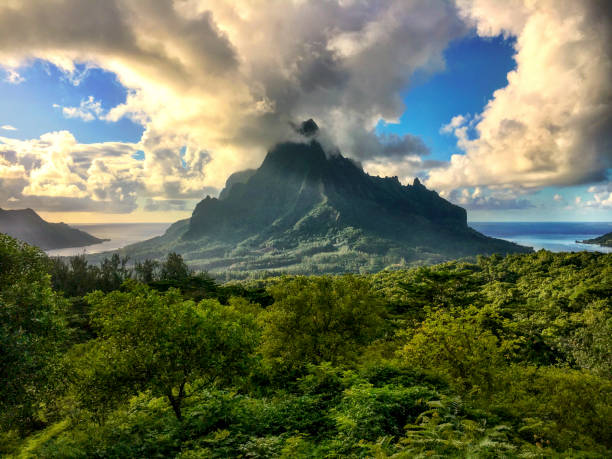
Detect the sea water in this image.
<box><xmin>470</xmin><ymin>221</ymin><xmax>612</xmax><ymax>253</ymax></box>
<box><xmin>45</xmin><ymin>221</ymin><xmax>612</xmax><ymax>257</ymax></box>
<box><xmin>45</xmin><ymin>223</ymin><xmax>171</xmax><ymax>257</ymax></box>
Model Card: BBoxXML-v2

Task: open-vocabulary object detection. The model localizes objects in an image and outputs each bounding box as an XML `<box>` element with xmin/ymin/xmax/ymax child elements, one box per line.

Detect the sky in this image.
<box><xmin>0</xmin><ymin>0</ymin><xmax>610</xmax><ymax>223</ymax></box>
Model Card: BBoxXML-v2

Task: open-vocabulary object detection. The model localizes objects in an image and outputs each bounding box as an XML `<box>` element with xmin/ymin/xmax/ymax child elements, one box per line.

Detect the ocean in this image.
<box><xmin>44</xmin><ymin>221</ymin><xmax>612</xmax><ymax>257</ymax></box>
<box><xmin>470</xmin><ymin>221</ymin><xmax>612</xmax><ymax>254</ymax></box>
<box><xmin>46</xmin><ymin>223</ymin><xmax>171</xmax><ymax>257</ymax></box>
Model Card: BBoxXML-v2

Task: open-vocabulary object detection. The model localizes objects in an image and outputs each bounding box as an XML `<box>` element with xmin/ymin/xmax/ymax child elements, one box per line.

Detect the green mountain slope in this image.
<box><xmin>0</xmin><ymin>208</ymin><xmax>105</xmax><ymax>250</ymax></box>
<box><xmin>119</xmin><ymin>131</ymin><xmax>530</xmax><ymax>277</ymax></box>
<box><xmin>580</xmin><ymin>231</ymin><xmax>612</xmax><ymax>247</ymax></box>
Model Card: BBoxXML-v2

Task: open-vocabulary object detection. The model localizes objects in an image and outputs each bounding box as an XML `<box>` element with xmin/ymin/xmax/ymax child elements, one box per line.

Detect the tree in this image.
<box><xmin>0</xmin><ymin>234</ymin><xmax>68</xmax><ymax>431</ymax></box>
<box><xmin>49</xmin><ymin>254</ymin><xmax>98</xmax><ymax>297</ymax></box>
<box><xmin>98</xmin><ymin>253</ymin><xmax>131</xmax><ymax>291</ymax></box>
<box><xmin>396</xmin><ymin>267</ymin><xmax>481</xmax><ymax>315</ymax></box>
<box><xmin>134</xmin><ymin>258</ymin><xmax>159</xmax><ymax>283</ymax></box>
<box><xmin>70</xmin><ymin>282</ymin><xmax>258</xmax><ymax>420</ymax></box>
<box><xmin>566</xmin><ymin>300</ymin><xmax>612</xmax><ymax>377</ymax></box>
<box><xmin>260</xmin><ymin>275</ymin><xmax>385</xmax><ymax>369</ymax></box>
<box><xmin>160</xmin><ymin>252</ymin><xmax>191</xmax><ymax>282</ymax></box>
<box><xmin>399</xmin><ymin>305</ymin><xmax>514</xmax><ymax>392</ymax></box>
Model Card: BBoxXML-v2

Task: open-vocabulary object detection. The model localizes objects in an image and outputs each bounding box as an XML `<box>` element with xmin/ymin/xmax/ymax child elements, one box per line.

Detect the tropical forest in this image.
<box><xmin>2</xmin><ymin>233</ymin><xmax>611</xmax><ymax>457</ymax></box>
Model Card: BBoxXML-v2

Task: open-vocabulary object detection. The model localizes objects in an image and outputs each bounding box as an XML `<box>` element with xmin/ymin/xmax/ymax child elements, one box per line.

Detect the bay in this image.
<box><xmin>45</xmin><ymin>223</ymin><xmax>171</xmax><ymax>257</ymax></box>
<box><xmin>45</xmin><ymin>221</ymin><xmax>612</xmax><ymax>258</ymax></box>
<box><xmin>470</xmin><ymin>221</ymin><xmax>612</xmax><ymax>253</ymax></box>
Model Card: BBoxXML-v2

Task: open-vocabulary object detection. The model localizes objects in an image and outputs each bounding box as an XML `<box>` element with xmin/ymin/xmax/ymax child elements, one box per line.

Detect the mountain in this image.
<box><xmin>0</xmin><ymin>208</ymin><xmax>106</xmax><ymax>250</ymax></box>
<box><xmin>118</xmin><ymin>123</ymin><xmax>531</xmax><ymax>277</ymax></box>
<box><xmin>580</xmin><ymin>232</ymin><xmax>612</xmax><ymax>248</ymax></box>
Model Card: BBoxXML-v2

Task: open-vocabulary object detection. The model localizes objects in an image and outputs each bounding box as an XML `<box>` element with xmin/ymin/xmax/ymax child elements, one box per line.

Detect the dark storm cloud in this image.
<box><xmin>378</xmin><ymin>133</ymin><xmax>430</xmax><ymax>157</ymax></box>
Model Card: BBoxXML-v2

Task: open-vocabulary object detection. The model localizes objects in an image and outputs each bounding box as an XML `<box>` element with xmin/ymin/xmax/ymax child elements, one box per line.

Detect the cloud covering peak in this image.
<box><xmin>0</xmin><ymin>0</ymin><xmax>467</xmax><ymax>215</ymax></box>
<box><xmin>0</xmin><ymin>0</ymin><xmax>610</xmax><ymax>218</ymax></box>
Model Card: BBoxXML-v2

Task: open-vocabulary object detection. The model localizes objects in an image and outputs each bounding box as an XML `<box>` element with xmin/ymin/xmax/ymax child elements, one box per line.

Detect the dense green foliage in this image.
<box><xmin>261</xmin><ymin>276</ymin><xmax>385</xmax><ymax>369</ymax></box>
<box><xmin>0</xmin><ymin>235</ymin><xmax>69</xmax><ymax>432</ymax></box>
<box><xmin>71</xmin><ymin>284</ymin><xmax>258</xmax><ymax>421</ymax></box>
<box><xmin>1</xmin><ymin>234</ymin><xmax>611</xmax><ymax>457</ymax></box>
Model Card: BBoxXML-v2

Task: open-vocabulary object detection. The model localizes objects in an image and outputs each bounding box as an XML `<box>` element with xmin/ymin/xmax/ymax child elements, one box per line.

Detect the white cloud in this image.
<box><xmin>1</xmin><ymin>125</ymin><xmax>17</xmax><ymax>131</ymax></box>
<box><xmin>0</xmin><ymin>0</ymin><xmax>465</xmax><ymax>203</ymax></box>
<box><xmin>0</xmin><ymin>131</ymin><xmax>141</xmax><ymax>212</ymax></box>
<box><xmin>0</xmin><ymin>127</ymin><xmax>219</xmax><ymax>214</ymax></box>
<box><xmin>428</xmin><ymin>0</ymin><xmax>612</xmax><ymax>194</ymax></box>
<box><xmin>3</xmin><ymin>68</ymin><xmax>24</xmax><ymax>84</ymax></box>
<box><xmin>54</xmin><ymin>96</ymin><xmax>104</xmax><ymax>122</ymax></box>
<box><xmin>0</xmin><ymin>0</ymin><xmax>609</xmax><ymax>217</ymax></box>
<box><xmin>440</xmin><ymin>114</ymin><xmax>466</xmax><ymax>134</ymax></box>
<box><xmin>585</xmin><ymin>182</ymin><xmax>612</xmax><ymax>209</ymax></box>
<box><xmin>444</xmin><ymin>186</ymin><xmax>534</xmax><ymax>210</ymax></box>
<box><xmin>363</xmin><ymin>156</ymin><xmax>447</xmax><ymax>186</ymax></box>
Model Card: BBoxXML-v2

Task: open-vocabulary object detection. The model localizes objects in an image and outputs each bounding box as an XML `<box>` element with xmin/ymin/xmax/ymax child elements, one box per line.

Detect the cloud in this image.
<box><xmin>440</xmin><ymin>114</ymin><xmax>467</xmax><ymax>134</ymax></box>
<box><xmin>0</xmin><ymin>0</ymin><xmax>608</xmax><ymax>217</ymax></box>
<box><xmin>143</xmin><ymin>198</ymin><xmax>197</xmax><ymax>212</ymax></box>
<box><xmin>0</xmin><ymin>0</ymin><xmax>465</xmax><ymax>213</ymax></box>
<box><xmin>428</xmin><ymin>0</ymin><xmax>612</xmax><ymax>193</ymax></box>
<box><xmin>0</xmin><ymin>131</ymin><xmax>141</xmax><ymax>213</ymax></box>
<box><xmin>3</xmin><ymin>68</ymin><xmax>24</xmax><ymax>84</ymax></box>
<box><xmin>0</xmin><ymin>128</ymin><xmax>223</xmax><ymax>213</ymax></box>
<box><xmin>363</xmin><ymin>155</ymin><xmax>447</xmax><ymax>185</ymax></box>
<box><xmin>54</xmin><ymin>96</ymin><xmax>104</xmax><ymax>122</ymax></box>
<box><xmin>1</xmin><ymin>125</ymin><xmax>17</xmax><ymax>131</ymax></box>
<box><xmin>377</xmin><ymin>133</ymin><xmax>430</xmax><ymax>158</ymax></box>
<box><xmin>446</xmin><ymin>187</ymin><xmax>534</xmax><ymax>210</ymax></box>
<box><xmin>585</xmin><ymin>182</ymin><xmax>612</xmax><ymax>209</ymax></box>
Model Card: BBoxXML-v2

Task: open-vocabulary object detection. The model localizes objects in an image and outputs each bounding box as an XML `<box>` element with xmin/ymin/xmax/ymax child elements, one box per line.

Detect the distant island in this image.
<box><xmin>579</xmin><ymin>231</ymin><xmax>612</xmax><ymax>248</ymax></box>
<box><xmin>115</xmin><ymin>120</ymin><xmax>531</xmax><ymax>277</ymax></box>
<box><xmin>0</xmin><ymin>208</ymin><xmax>106</xmax><ymax>250</ymax></box>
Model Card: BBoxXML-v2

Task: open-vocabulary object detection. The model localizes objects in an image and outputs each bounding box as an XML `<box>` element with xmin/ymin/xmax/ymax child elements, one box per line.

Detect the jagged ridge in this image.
<box><xmin>187</xmin><ymin>140</ymin><xmax>467</xmax><ymax>241</ymax></box>
<box><xmin>117</xmin><ymin>134</ymin><xmax>530</xmax><ymax>277</ymax></box>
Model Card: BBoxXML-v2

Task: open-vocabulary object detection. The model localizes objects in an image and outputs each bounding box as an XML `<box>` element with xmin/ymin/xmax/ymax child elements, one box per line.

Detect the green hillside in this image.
<box><xmin>0</xmin><ymin>208</ymin><xmax>105</xmax><ymax>250</ymax></box>
<box><xmin>581</xmin><ymin>231</ymin><xmax>612</xmax><ymax>248</ymax></box>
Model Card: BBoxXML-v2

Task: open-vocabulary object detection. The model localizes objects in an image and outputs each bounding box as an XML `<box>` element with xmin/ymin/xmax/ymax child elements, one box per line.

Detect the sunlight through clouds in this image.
<box><xmin>428</xmin><ymin>0</ymin><xmax>612</xmax><ymax>198</ymax></box>
<box><xmin>0</xmin><ymin>0</ymin><xmax>609</xmax><ymax>219</ymax></box>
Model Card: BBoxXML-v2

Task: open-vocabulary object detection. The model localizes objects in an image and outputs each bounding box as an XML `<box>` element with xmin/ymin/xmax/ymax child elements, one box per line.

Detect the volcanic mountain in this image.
<box><xmin>0</xmin><ymin>208</ymin><xmax>106</xmax><ymax>250</ymax></box>
<box><xmin>119</xmin><ymin>125</ymin><xmax>531</xmax><ymax>277</ymax></box>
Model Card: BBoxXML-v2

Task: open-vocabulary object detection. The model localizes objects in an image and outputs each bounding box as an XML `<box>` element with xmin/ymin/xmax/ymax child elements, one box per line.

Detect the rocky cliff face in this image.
<box><xmin>187</xmin><ymin>139</ymin><xmax>467</xmax><ymax>242</ymax></box>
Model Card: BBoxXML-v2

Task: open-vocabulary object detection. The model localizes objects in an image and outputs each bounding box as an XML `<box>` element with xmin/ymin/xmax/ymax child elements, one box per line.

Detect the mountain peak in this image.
<box><xmin>189</xmin><ymin>139</ymin><xmax>469</xmax><ymax>238</ymax></box>
<box><xmin>292</xmin><ymin>118</ymin><xmax>319</xmax><ymax>137</ymax></box>
<box><xmin>124</xmin><ymin>138</ymin><xmax>531</xmax><ymax>275</ymax></box>
<box><xmin>259</xmin><ymin>140</ymin><xmax>327</xmax><ymax>177</ymax></box>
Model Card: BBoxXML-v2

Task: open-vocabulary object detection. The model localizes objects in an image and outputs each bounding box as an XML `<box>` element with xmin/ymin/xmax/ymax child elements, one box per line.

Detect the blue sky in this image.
<box><xmin>378</xmin><ymin>34</ymin><xmax>516</xmax><ymax>164</ymax></box>
<box><xmin>0</xmin><ymin>61</ymin><xmax>142</xmax><ymax>144</ymax></box>
<box><xmin>0</xmin><ymin>0</ymin><xmax>609</xmax><ymax>223</ymax></box>
<box><xmin>377</xmin><ymin>34</ymin><xmax>611</xmax><ymax>222</ymax></box>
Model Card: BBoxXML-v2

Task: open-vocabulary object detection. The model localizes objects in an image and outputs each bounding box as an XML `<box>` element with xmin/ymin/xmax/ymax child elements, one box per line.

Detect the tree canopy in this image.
<box><xmin>71</xmin><ymin>282</ymin><xmax>258</xmax><ymax>420</ymax></box>
<box><xmin>1</xmin><ymin>244</ymin><xmax>611</xmax><ymax>457</ymax></box>
<box><xmin>0</xmin><ymin>235</ymin><xmax>68</xmax><ymax>432</ymax></box>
